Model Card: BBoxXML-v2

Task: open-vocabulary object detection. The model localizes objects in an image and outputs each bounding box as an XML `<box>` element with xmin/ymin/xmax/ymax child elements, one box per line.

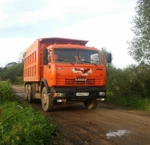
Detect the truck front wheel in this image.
<box><xmin>41</xmin><ymin>87</ymin><xmax>54</xmax><ymax>112</ymax></box>
<box><xmin>84</xmin><ymin>99</ymin><xmax>99</xmax><ymax>110</ymax></box>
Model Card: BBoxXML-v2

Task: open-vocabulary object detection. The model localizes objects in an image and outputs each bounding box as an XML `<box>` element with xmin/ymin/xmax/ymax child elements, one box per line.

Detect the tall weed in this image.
<box><xmin>0</xmin><ymin>81</ymin><xmax>16</xmax><ymax>104</ymax></box>
<box><xmin>107</xmin><ymin>95</ymin><xmax>150</xmax><ymax>111</ymax></box>
<box><xmin>0</xmin><ymin>102</ymin><xmax>57</xmax><ymax>145</ymax></box>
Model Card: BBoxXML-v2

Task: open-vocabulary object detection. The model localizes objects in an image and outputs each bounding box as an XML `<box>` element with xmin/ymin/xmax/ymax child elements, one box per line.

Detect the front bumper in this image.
<box><xmin>50</xmin><ymin>86</ymin><xmax>106</xmax><ymax>101</ymax></box>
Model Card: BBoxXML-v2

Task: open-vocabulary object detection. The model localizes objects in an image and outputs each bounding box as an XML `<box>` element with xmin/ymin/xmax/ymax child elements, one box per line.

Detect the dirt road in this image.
<box><xmin>13</xmin><ymin>85</ymin><xmax>150</xmax><ymax>145</ymax></box>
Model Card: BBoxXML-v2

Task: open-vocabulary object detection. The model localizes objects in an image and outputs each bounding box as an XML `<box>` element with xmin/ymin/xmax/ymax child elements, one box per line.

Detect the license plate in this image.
<box><xmin>76</xmin><ymin>92</ymin><xmax>89</xmax><ymax>96</ymax></box>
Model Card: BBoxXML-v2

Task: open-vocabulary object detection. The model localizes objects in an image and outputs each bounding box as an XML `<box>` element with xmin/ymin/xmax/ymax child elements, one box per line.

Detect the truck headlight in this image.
<box><xmin>54</xmin><ymin>92</ymin><xmax>64</xmax><ymax>97</ymax></box>
<box><xmin>57</xmin><ymin>93</ymin><xmax>64</xmax><ymax>97</ymax></box>
<box><xmin>99</xmin><ymin>92</ymin><xmax>106</xmax><ymax>96</ymax></box>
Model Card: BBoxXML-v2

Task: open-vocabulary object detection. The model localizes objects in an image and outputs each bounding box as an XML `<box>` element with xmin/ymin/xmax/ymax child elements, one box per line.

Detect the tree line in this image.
<box><xmin>0</xmin><ymin>61</ymin><xmax>23</xmax><ymax>84</ymax></box>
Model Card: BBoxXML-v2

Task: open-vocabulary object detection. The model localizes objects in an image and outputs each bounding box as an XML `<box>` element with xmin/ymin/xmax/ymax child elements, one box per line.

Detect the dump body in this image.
<box><xmin>23</xmin><ymin>37</ymin><xmax>107</xmax><ymax>111</ymax></box>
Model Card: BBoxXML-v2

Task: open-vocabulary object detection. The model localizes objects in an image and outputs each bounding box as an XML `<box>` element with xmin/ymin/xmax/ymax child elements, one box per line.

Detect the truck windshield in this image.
<box><xmin>53</xmin><ymin>48</ymin><xmax>100</xmax><ymax>64</ymax></box>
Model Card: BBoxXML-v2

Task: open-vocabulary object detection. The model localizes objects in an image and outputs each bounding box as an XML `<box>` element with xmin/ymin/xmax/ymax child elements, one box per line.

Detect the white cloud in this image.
<box><xmin>0</xmin><ymin>1</ymin><xmax>65</xmax><ymax>29</ymax></box>
<box><xmin>46</xmin><ymin>0</ymin><xmax>132</xmax><ymax>15</ymax></box>
<box><xmin>0</xmin><ymin>0</ymin><xmax>137</xmax><ymax>68</ymax></box>
<box><xmin>0</xmin><ymin>0</ymin><xmax>136</xmax><ymax>29</ymax></box>
<box><xmin>44</xmin><ymin>12</ymin><xmax>136</xmax><ymax>68</ymax></box>
<box><xmin>0</xmin><ymin>37</ymin><xmax>33</xmax><ymax>67</ymax></box>
<box><xmin>0</xmin><ymin>0</ymin><xmax>10</xmax><ymax>4</ymax></box>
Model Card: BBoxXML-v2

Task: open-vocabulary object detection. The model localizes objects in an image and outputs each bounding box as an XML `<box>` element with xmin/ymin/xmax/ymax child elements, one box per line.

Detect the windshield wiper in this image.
<box><xmin>79</xmin><ymin>60</ymin><xmax>97</xmax><ymax>66</ymax></box>
<box><xmin>55</xmin><ymin>59</ymin><xmax>74</xmax><ymax>65</ymax></box>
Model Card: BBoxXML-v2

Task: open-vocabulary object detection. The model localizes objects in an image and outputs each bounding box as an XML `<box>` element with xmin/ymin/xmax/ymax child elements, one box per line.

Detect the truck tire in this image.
<box><xmin>41</xmin><ymin>87</ymin><xmax>54</xmax><ymax>112</ymax></box>
<box><xmin>84</xmin><ymin>99</ymin><xmax>99</xmax><ymax>110</ymax></box>
<box><xmin>24</xmin><ymin>84</ymin><xmax>28</xmax><ymax>101</ymax></box>
<box><xmin>27</xmin><ymin>84</ymin><xmax>33</xmax><ymax>103</ymax></box>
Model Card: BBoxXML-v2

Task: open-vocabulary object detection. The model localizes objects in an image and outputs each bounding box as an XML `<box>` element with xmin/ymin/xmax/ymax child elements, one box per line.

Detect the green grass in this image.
<box><xmin>0</xmin><ymin>102</ymin><xmax>57</xmax><ymax>145</ymax></box>
<box><xmin>0</xmin><ymin>81</ymin><xmax>58</xmax><ymax>145</ymax></box>
<box><xmin>107</xmin><ymin>95</ymin><xmax>150</xmax><ymax>111</ymax></box>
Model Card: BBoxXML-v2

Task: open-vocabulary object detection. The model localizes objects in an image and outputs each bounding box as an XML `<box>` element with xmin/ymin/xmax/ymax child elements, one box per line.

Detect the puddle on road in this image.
<box><xmin>106</xmin><ymin>130</ymin><xmax>130</xmax><ymax>139</ymax></box>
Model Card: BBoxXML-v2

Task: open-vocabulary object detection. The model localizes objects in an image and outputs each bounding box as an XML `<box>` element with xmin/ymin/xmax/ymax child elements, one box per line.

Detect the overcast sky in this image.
<box><xmin>0</xmin><ymin>0</ymin><xmax>137</xmax><ymax>68</ymax></box>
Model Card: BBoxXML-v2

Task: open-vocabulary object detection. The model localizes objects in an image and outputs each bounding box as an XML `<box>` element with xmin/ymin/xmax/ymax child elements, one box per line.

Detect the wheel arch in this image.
<box><xmin>40</xmin><ymin>78</ymin><xmax>49</xmax><ymax>93</ymax></box>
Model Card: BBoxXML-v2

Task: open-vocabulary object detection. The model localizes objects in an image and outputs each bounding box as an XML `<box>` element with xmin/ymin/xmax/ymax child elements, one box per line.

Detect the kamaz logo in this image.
<box><xmin>72</xmin><ymin>68</ymin><xmax>92</xmax><ymax>76</ymax></box>
<box><xmin>75</xmin><ymin>78</ymin><xmax>87</xmax><ymax>82</ymax></box>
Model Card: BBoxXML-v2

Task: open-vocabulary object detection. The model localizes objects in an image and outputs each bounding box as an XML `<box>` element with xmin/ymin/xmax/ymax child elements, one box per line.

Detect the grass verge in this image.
<box><xmin>107</xmin><ymin>95</ymin><xmax>150</xmax><ymax>111</ymax></box>
<box><xmin>0</xmin><ymin>81</ymin><xmax>57</xmax><ymax>145</ymax></box>
<box><xmin>0</xmin><ymin>81</ymin><xmax>16</xmax><ymax>104</ymax></box>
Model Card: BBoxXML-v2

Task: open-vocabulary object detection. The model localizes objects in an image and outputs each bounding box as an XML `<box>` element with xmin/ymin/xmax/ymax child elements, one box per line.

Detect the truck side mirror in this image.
<box><xmin>107</xmin><ymin>52</ymin><xmax>112</xmax><ymax>63</ymax></box>
<box><xmin>43</xmin><ymin>48</ymin><xmax>48</xmax><ymax>65</ymax></box>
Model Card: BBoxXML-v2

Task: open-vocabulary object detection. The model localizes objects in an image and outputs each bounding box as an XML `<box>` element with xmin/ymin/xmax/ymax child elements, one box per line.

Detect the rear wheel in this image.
<box><xmin>41</xmin><ymin>87</ymin><xmax>54</xmax><ymax>112</ymax></box>
<box><xmin>24</xmin><ymin>84</ymin><xmax>28</xmax><ymax>101</ymax></box>
<box><xmin>84</xmin><ymin>99</ymin><xmax>99</xmax><ymax>110</ymax></box>
<box><xmin>27</xmin><ymin>84</ymin><xmax>33</xmax><ymax>103</ymax></box>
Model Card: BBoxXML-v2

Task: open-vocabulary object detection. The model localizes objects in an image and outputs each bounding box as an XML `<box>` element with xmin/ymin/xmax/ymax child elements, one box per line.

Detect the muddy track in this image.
<box><xmin>13</xmin><ymin>85</ymin><xmax>150</xmax><ymax>145</ymax></box>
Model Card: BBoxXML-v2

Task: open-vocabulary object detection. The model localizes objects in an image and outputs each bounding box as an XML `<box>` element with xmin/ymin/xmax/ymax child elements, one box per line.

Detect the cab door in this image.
<box><xmin>44</xmin><ymin>50</ymin><xmax>55</xmax><ymax>86</ymax></box>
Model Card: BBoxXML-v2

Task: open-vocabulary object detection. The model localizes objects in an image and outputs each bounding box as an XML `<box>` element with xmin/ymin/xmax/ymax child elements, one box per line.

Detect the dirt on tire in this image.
<box><xmin>13</xmin><ymin>85</ymin><xmax>150</xmax><ymax>145</ymax></box>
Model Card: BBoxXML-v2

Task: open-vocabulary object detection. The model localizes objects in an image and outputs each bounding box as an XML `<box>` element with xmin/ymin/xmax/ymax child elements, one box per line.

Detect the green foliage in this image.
<box><xmin>0</xmin><ymin>81</ymin><xmax>57</xmax><ymax>145</ymax></box>
<box><xmin>106</xmin><ymin>63</ymin><xmax>150</xmax><ymax>111</ymax></box>
<box><xmin>0</xmin><ymin>67</ymin><xmax>3</xmax><ymax>80</ymax></box>
<box><xmin>1</xmin><ymin>62</ymin><xmax>23</xmax><ymax>84</ymax></box>
<box><xmin>0</xmin><ymin>102</ymin><xmax>57</xmax><ymax>145</ymax></box>
<box><xmin>128</xmin><ymin>0</ymin><xmax>150</xmax><ymax>64</ymax></box>
<box><xmin>0</xmin><ymin>81</ymin><xmax>16</xmax><ymax>105</ymax></box>
<box><xmin>107</xmin><ymin>63</ymin><xmax>150</xmax><ymax>98</ymax></box>
<box><xmin>108</xmin><ymin>95</ymin><xmax>150</xmax><ymax>111</ymax></box>
<box><xmin>5</xmin><ymin>62</ymin><xmax>17</xmax><ymax>68</ymax></box>
<box><xmin>15</xmin><ymin>77</ymin><xmax>24</xmax><ymax>85</ymax></box>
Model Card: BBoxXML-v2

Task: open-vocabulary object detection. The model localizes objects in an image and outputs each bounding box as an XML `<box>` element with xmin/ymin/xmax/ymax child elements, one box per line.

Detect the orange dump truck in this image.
<box><xmin>23</xmin><ymin>37</ymin><xmax>111</xmax><ymax>111</ymax></box>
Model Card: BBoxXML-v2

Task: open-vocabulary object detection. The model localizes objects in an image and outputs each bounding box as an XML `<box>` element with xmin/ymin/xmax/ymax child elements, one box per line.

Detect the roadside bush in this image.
<box><xmin>107</xmin><ymin>95</ymin><xmax>150</xmax><ymax>111</ymax></box>
<box><xmin>0</xmin><ymin>81</ymin><xmax>16</xmax><ymax>104</ymax></box>
<box><xmin>15</xmin><ymin>77</ymin><xmax>23</xmax><ymax>85</ymax></box>
<box><xmin>1</xmin><ymin>62</ymin><xmax>23</xmax><ymax>84</ymax></box>
<box><xmin>106</xmin><ymin>63</ymin><xmax>150</xmax><ymax>111</ymax></box>
<box><xmin>0</xmin><ymin>102</ymin><xmax>57</xmax><ymax>145</ymax></box>
<box><xmin>107</xmin><ymin>64</ymin><xmax>150</xmax><ymax>98</ymax></box>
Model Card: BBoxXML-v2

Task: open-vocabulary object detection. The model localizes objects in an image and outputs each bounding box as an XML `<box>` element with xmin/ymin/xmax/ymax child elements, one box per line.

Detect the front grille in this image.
<box><xmin>65</xmin><ymin>79</ymin><xmax>95</xmax><ymax>86</ymax></box>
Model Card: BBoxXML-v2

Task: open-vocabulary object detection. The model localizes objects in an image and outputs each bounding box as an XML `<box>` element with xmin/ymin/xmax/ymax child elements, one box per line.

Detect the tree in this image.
<box><xmin>1</xmin><ymin>62</ymin><xmax>23</xmax><ymax>83</ymax></box>
<box><xmin>18</xmin><ymin>51</ymin><xmax>25</xmax><ymax>63</ymax></box>
<box><xmin>0</xmin><ymin>52</ymin><xmax>24</xmax><ymax>83</ymax></box>
<box><xmin>5</xmin><ymin>62</ymin><xmax>17</xmax><ymax>68</ymax></box>
<box><xmin>128</xmin><ymin>0</ymin><xmax>150</xmax><ymax>64</ymax></box>
<box><xmin>0</xmin><ymin>67</ymin><xmax>4</xmax><ymax>80</ymax></box>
